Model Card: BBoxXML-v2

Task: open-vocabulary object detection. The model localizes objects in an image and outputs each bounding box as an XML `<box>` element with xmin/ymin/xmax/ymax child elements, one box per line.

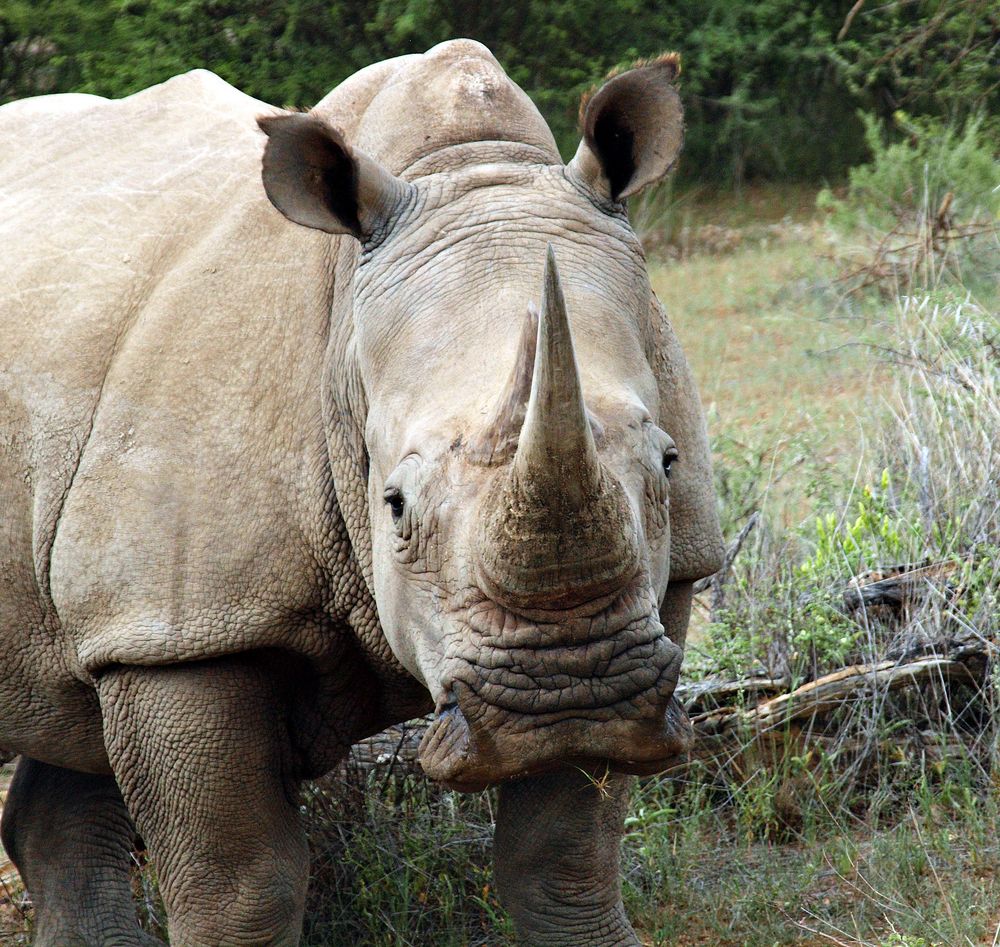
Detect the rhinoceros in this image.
<box><xmin>0</xmin><ymin>38</ymin><xmax>722</xmax><ymax>946</ymax></box>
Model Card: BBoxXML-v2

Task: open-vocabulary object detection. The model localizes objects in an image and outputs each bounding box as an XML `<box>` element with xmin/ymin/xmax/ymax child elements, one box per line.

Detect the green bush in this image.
<box><xmin>818</xmin><ymin>111</ymin><xmax>1000</xmax><ymax>230</ymax></box>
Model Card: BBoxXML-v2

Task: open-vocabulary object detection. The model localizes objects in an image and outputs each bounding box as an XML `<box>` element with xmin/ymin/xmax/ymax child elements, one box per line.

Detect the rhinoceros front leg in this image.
<box><xmin>494</xmin><ymin>769</ymin><xmax>639</xmax><ymax>946</ymax></box>
<box><xmin>98</xmin><ymin>654</ymin><xmax>309</xmax><ymax>947</ymax></box>
<box><xmin>0</xmin><ymin>756</ymin><xmax>159</xmax><ymax>947</ymax></box>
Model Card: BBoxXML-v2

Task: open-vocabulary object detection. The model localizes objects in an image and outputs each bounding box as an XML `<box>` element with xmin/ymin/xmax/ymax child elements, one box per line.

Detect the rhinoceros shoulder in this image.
<box><xmin>0</xmin><ymin>91</ymin><xmax>107</xmax><ymax>119</ymax></box>
<box><xmin>1</xmin><ymin>69</ymin><xmax>347</xmax><ymax>677</ymax></box>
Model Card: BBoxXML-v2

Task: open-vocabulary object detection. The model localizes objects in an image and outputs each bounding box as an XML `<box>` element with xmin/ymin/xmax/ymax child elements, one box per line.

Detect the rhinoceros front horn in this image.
<box><xmin>476</xmin><ymin>246</ymin><xmax>640</xmax><ymax>611</ymax></box>
<box><xmin>514</xmin><ymin>245</ymin><xmax>602</xmax><ymax>504</ymax></box>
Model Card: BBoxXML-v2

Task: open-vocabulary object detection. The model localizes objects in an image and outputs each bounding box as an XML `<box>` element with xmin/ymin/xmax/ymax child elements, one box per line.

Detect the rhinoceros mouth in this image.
<box><xmin>416</xmin><ymin>585</ymin><xmax>692</xmax><ymax>790</ymax></box>
<box><xmin>417</xmin><ymin>687</ymin><xmax>692</xmax><ymax>792</ymax></box>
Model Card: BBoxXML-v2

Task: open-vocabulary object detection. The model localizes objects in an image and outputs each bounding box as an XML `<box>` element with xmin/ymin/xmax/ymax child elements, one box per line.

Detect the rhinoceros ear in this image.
<box><xmin>257</xmin><ymin>112</ymin><xmax>412</xmax><ymax>240</ymax></box>
<box><xmin>566</xmin><ymin>53</ymin><xmax>684</xmax><ymax>203</ymax></box>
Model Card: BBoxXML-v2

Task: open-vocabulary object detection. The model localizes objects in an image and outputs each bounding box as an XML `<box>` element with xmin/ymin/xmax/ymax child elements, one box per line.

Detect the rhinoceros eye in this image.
<box><xmin>383</xmin><ymin>487</ymin><xmax>405</xmax><ymax>523</ymax></box>
<box><xmin>662</xmin><ymin>448</ymin><xmax>679</xmax><ymax>479</ymax></box>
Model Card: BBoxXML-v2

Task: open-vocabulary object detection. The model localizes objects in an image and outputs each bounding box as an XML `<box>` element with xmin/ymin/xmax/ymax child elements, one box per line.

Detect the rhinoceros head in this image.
<box><xmin>258</xmin><ymin>55</ymin><xmax>701</xmax><ymax>790</ymax></box>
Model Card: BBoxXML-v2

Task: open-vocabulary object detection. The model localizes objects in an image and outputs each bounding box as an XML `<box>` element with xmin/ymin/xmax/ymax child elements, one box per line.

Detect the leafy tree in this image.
<box><xmin>2</xmin><ymin>0</ymin><xmax>997</xmax><ymax>186</ymax></box>
<box><xmin>834</xmin><ymin>0</ymin><xmax>1000</xmax><ymax>125</ymax></box>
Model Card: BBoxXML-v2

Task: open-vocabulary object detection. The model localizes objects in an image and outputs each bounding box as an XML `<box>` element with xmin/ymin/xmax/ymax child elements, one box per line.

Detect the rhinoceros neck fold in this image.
<box><xmin>402</xmin><ymin>141</ymin><xmax>558</xmax><ymax>178</ymax></box>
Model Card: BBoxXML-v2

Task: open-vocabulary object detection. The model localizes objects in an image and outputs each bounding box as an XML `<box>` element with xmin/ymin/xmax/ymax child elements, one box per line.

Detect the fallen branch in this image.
<box><xmin>843</xmin><ymin>558</ymin><xmax>963</xmax><ymax>611</ymax></box>
<box><xmin>675</xmin><ymin>674</ymin><xmax>786</xmax><ymax>714</ymax></box>
<box><xmin>692</xmin><ymin>652</ymin><xmax>980</xmax><ymax>738</ymax></box>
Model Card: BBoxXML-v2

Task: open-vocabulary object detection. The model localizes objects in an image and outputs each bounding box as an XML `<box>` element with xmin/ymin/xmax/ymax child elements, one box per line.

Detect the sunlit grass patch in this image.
<box><xmin>650</xmin><ymin>236</ymin><xmax>881</xmax><ymax>468</ymax></box>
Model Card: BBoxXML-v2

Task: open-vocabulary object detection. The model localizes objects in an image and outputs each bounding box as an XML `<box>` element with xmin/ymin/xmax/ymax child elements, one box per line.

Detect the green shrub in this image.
<box><xmin>6</xmin><ymin>0</ymin><xmax>998</xmax><ymax>186</ymax></box>
<box><xmin>818</xmin><ymin>111</ymin><xmax>1000</xmax><ymax>230</ymax></box>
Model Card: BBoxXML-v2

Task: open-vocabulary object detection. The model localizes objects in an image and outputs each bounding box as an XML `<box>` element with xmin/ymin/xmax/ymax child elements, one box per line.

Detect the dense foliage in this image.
<box><xmin>2</xmin><ymin>0</ymin><xmax>997</xmax><ymax>185</ymax></box>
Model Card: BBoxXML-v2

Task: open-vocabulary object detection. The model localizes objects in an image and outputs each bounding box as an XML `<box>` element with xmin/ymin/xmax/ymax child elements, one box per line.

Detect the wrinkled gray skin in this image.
<box><xmin>0</xmin><ymin>40</ymin><xmax>722</xmax><ymax>946</ymax></box>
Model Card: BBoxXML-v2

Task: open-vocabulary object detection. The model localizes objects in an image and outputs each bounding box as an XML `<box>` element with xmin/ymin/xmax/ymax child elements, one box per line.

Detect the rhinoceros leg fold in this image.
<box><xmin>98</xmin><ymin>655</ymin><xmax>309</xmax><ymax>947</ymax></box>
<box><xmin>0</xmin><ymin>756</ymin><xmax>157</xmax><ymax>946</ymax></box>
<box><xmin>494</xmin><ymin>769</ymin><xmax>640</xmax><ymax>947</ymax></box>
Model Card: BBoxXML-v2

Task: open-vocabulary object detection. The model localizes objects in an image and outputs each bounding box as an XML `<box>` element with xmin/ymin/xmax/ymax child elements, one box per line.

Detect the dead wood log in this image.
<box><xmin>675</xmin><ymin>675</ymin><xmax>786</xmax><ymax>715</ymax></box>
<box><xmin>843</xmin><ymin>559</ymin><xmax>963</xmax><ymax>611</ymax></box>
<box><xmin>692</xmin><ymin>653</ymin><xmax>980</xmax><ymax>738</ymax></box>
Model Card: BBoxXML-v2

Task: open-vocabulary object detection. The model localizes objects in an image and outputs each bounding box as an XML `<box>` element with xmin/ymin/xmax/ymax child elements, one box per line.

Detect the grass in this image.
<box><xmin>616</xmin><ymin>184</ymin><xmax>1000</xmax><ymax>946</ymax></box>
<box><xmin>655</xmin><ymin>239</ymin><xmax>874</xmax><ymax>432</ymax></box>
<box><xmin>624</xmin><ymin>770</ymin><xmax>1000</xmax><ymax>946</ymax></box>
<box><xmin>650</xmin><ymin>233</ymin><xmax>883</xmax><ymax>539</ymax></box>
<box><xmin>300</xmin><ymin>774</ymin><xmax>510</xmax><ymax>947</ymax></box>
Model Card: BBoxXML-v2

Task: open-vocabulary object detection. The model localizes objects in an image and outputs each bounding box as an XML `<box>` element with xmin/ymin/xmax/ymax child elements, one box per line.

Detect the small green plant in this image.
<box><xmin>801</xmin><ymin>470</ymin><xmax>912</xmax><ymax>579</ymax></box>
<box><xmin>880</xmin><ymin>931</ymin><xmax>933</xmax><ymax>946</ymax></box>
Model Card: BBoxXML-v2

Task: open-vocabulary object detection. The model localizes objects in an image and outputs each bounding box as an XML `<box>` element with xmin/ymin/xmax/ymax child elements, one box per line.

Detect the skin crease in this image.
<box><xmin>0</xmin><ymin>39</ymin><xmax>722</xmax><ymax>947</ymax></box>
